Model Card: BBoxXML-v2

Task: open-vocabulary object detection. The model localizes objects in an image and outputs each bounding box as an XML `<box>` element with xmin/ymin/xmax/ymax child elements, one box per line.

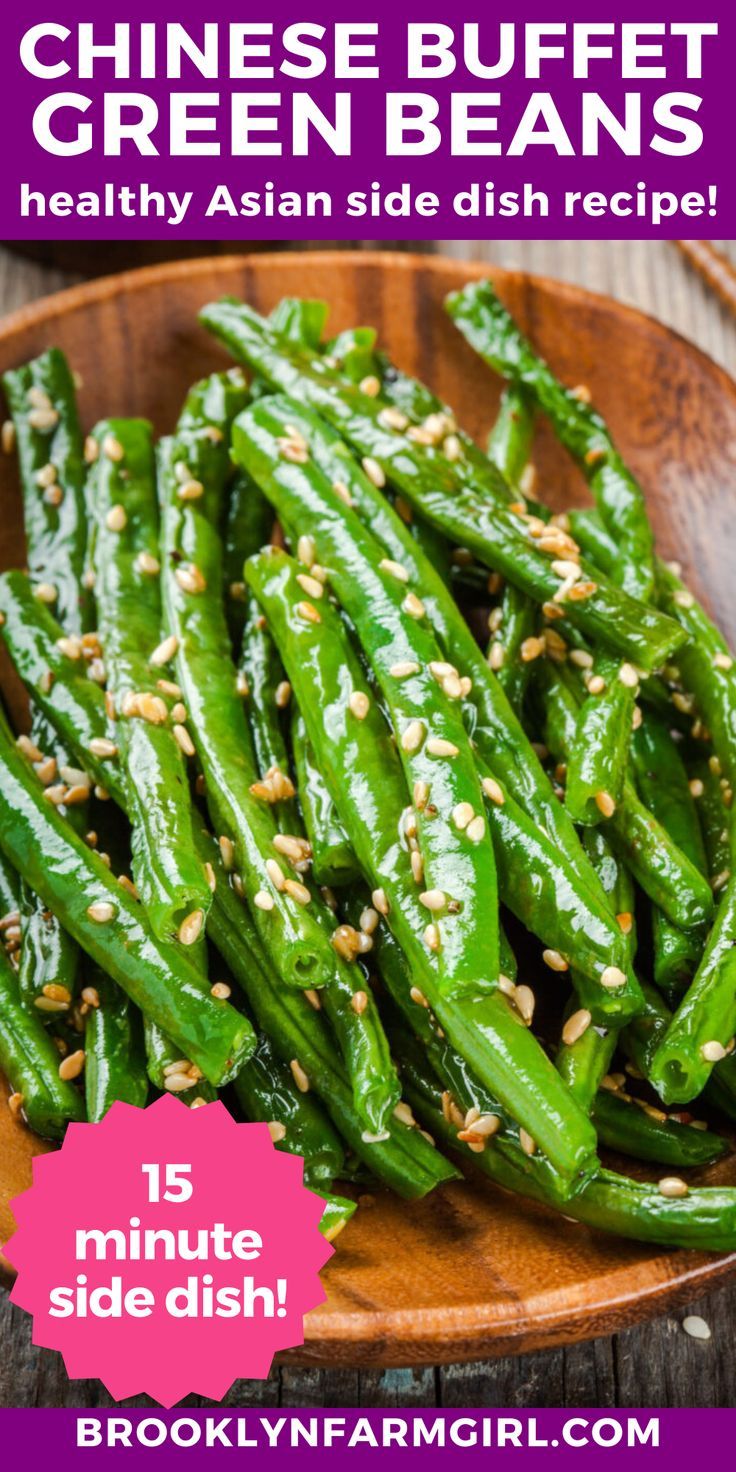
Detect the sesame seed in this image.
<box><xmin>410</xmin><ymin>986</ymin><xmax>429</xmax><ymax>1008</ymax></box>
<box><xmin>514</xmin><ymin>985</ymin><xmax>535</xmax><ymax>1025</ymax></box>
<box><xmin>170</xmin><ymin>701</ymin><xmax>187</xmax><ymax>723</ymax></box>
<box><xmin>714</xmin><ymin>652</ymin><xmax>733</xmax><ymax>671</ymax></box>
<box><xmin>43</xmin><ymin>983</ymin><xmax>72</xmax><ymax>1004</ymax></box>
<box><xmin>297</xmin><ymin>599</ymin><xmax>321</xmax><ymax>625</ymax></box>
<box><xmin>177</xmin><ymin>479</ymin><xmax>204</xmax><ymax>501</ymax></box>
<box><xmin>165</xmin><ymin>1074</ymin><xmax>198</xmax><ymax>1092</ymax></box>
<box><xmin>150</xmin><ymin>634</ymin><xmax>178</xmax><ymax>667</ymax></box>
<box><xmin>172</xmin><ymin>724</ymin><xmax>195</xmax><ymax>758</ymax></box>
<box><xmin>268</xmin><ymin>1120</ymin><xmax>287</xmax><ymax>1143</ymax></box>
<box><xmin>488</xmin><ymin>641</ymin><xmax>505</xmax><ymax>671</ymax></box>
<box><xmin>210</xmin><ymin>982</ymin><xmax>231</xmax><ymax>1000</ymax></box>
<box><xmin>401</xmin><ymin>720</ymin><xmax>425</xmax><ymax>754</ymax></box>
<box><xmin>403</xmin><ymin>592</ymin><xmax>425</xmax><ymax>619</ymax></box>
<box><xmin>278</xmin><ymin>437</ymin><xmax>309</xmax><ymax>464</ymax></box>
<box><xmin>266</xmin><ymin>858</ymin><xmax>286</xmax><ymax>891</ymax></box>
<box><xmin>35</xmin><ymin>581</ymin><xmax>58</xmax><ymax>604</ymax></box>
<box><xmin>390</xmin><ymin>661</ymin><xmax>420</xmax><ymax>679</ymax></box>
<box><xmin>413</xmin><ymin>779</ymin><xmax>429</xmax><ymax>809</ymax></box>
<box><xmin>701</xmin><ymin>1040</ymin><xmax>728</xmax><ymax>1062</ymax></box>
<box><xmin>619</xmin><ymin>662</ymin><xmax>639</xmax><ymax>688</ymax></box>
<box><xmin>359</xmin><ymin>375</ymin><xmax>381</xmax><ymax>397</ymax></box>
<box><xmin>569</xmin><ymin>649</ymin><xmax>593</xmax><ymax>670</ymax></box>
<box><xmin>86</xmin><ymin>901</ymin><xmax>116</xmax><ymax>923</ymax></box>
<box><xmin>283</xmin><ymin>878</ymin><xmax>311</xmax><ymax>906</ymax></box>
<box><xmin>466</xmin><ymin>815</ymin><xmax>486</xmax><ymax>842</ymax></box>
<box><xmin>137</xmin><ymin>692</ymin><xmax>169</xmax><ymax>725</ymax></box>
<box><xmin>595</xmin><ymin>790</ymin><xmax>616</xmax><ymax>818</ymax></box>
<box><xmin>64</xmin><ymin>783</ymin><xmax>90</xmax><ymax>807</ymax></box>
<box><xmin>520</xmin><ymin>636</ymin><xmax>545</xmax><ymax>663</ymax></box>
<box><xmin>452</xmin><ymin>801</ymin><xmax>474</xmax><ymax>830</ymax></box>
<box><xmin>379</xmin><ymin>406</ymin><xmax>409</xmax><ymax>431</ymax></box>
<box><xmin>81</xmin><ymin>986</ymin><xmax>100</xmax><ymax>1009</ymax></box>
<box><xmin>102</xmin><ymin>434</ymin><xmax>124</xmax><ymax>462</ymax></box>
<box><xmin>296</xmin><ymin>572</ymin><xmax>324</xmax><ymax>600</ymax></box>
<box><xmin>682</xmin><ymin>1316</ymin><xmax>711</xmax><ymax>1341</ymax></box>
<box><xmin>658</xmin><ymin>1176</ymin><xmax>689</xmax><ymax>1199</ymax></box>
<box><xmin>351</xmin><ymin>990</ymin><xmax>369</xmax><ymax>1015</ymax></box>
<box><xmin>362</xmin><ymin>456</ymin><xmax>385</xmax><ymax>488</ymax></box>
<box><xmin>543</xmin><ymin>949</ymin><xmax>569</xmax><ymax>972</ymax></box>
<box><xmin>410</xmin><ymin>850</ymin><xmax>424</xmax><ymax>884</ymax></box>
<box><xmin>349</xmin><ymin>690</ymin><xmax>370</xmax><ymax>720</ymax></box>
<box><xmin>2</xmin><ymin>420</ymin><xmax>16</xmax><ymax>455</ymax></box>
<box><xmin>359</xmin><ymin>906</ymin><xmax>379</xmax><ymax>935</ymax></box>
<box><xmin>35</xmin><ymin>462</ymin><xmax>57</xmax><ymax>489</ymax></box>
<box><xmin>219</xmin><ymin>835</ymin><xmax>235</xmax><ymax>870</ymax></box>
<box><xmin>587</xmin><ymin>674</ymin><xmax>606</xmax><ymax>695</ymax></box>
<box><xmin>600</xmin><ymin>965</ymin><xmax>626</xmax><ymax>989</ymax></box>
<box><xmin>254</xmin><ymin>890</ymin><xmax>275</xmax><ymax>911</ymax></box>
<box><xmin>34</xmin><ymin>995</ymin><xmax>69</xmax><ymax>1013</ymax></box>
<box><xmin>481</xmin><ymin>776</ymin><xmax>505</xmax><ymax>806</ymax></box>
<box><xmin>178</xmin><ymin>909</ymin><xmax>204</xmax><ymax>946</ymax></box>
<box><xmin>56</xmin><ymin>635</ymin><xmax>82</xmax><ymax>660</ymax></box>
<box><xmin>332</xmin><ymin>479</ymin><xmax>354</xmax><ymax>507</ymax></box>
<box><xmin>443</xmin><ymin>434</ymin><xmax>461</xmax><ymax>461</ymax></box>
<box><xmin>290</xmin><ymin>1059</ymin><xmax>310</xmax><ymax>1093</ymax></box>
<box><xmin>674</xmin><ymin>589</ymin><xmax>694</xmax><ymax>609</ymax></box>
<box><xmin>28</xmin><ymin>407</ymin><xmax>60</xmax><ymax>433</ymax></box>
<box><xmin>136</xmin><ymin>551</ymin><xmax>160</xmax><ymax>576</ymax></box>
<box><xmin>175</xmin><ymin>563</ymin><xmax>206</xmax><ymax>595</ymax></box>
<box><xmin>379</xmin><ymin>557</ymin><xmax>409</xmax><ymax>583</ymax></box>
<box><xmin>616</xmin><ymin>912</ymin><xmax>634</xmax><ymax>935</ymax></box>
<box><xmin>562</xmin><ymin>1008</ymin><xmax>592</xmax><ymax>1046</ymax></box>
<box><xmin>426</xmin><ymin>737</ymin><xmax>459</xmax><ymax>758</ymax></box>
<box><xmin>85</xmin><ymin>740</ymin><xmax>117</xmax><ymax>766</ymax></box>
<box><xmin>420</xmin><ymin>889</ymin><xmax>446</xmax><ymax>912</ymax></box>
<box><xmin>296</xmin><ymin>534</ymin><xmax>316</xmax><ymax>567</ymax></box>
<box><xmin>423</xmin><ymin>923</ymin><xmax>441</xmax><ymax>952</ymax></box>
<box><xmin>519</xmin><ymin>1130</ymin><xmax>537</xmax><ymax>1156</ymax></box>
<box><xmin>59</xmin><ymin>1049</ymin><xmax>85</xmax><ymax>1081</ymax></box>
<box><xmin>689</xmin><ymin>778</ymin><xmax>705</xmax><ymax>798</ymax></box>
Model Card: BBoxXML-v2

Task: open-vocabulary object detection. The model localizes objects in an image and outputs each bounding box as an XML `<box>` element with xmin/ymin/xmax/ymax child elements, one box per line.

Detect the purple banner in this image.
<box><xmin>1</xmin><ymin>1408</ymin><xmax>732</xmax><ymax>1467</ymax></box>
<box><xmin>0</xmin><ymin>1</ymin><xmax>733</xmax><ymax>240</ymax></box>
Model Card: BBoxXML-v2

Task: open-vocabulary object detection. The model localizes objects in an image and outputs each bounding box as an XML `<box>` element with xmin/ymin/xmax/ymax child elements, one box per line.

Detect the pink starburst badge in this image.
<box><xmin>6</xmin><ymin>1095</ymin><xmax>331</xmax><ymax>1405</ymax></box>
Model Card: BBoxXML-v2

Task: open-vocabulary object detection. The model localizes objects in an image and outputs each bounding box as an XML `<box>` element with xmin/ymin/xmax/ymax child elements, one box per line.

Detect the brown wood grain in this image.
<box><xmin>0</xmin><ymin>250</ymin><xmax>736</xmax><ymax>1393</ymax></box>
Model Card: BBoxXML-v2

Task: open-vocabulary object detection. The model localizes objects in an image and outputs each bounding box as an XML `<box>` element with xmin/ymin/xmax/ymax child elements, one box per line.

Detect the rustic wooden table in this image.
<box><xmin>1</xmin><ymin>238</ymin><xmax>735</xmax><ymax>1410</ymax></box>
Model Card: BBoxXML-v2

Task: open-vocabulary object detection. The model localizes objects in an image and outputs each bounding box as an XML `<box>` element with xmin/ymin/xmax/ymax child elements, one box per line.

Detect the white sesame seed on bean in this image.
<box><xmin>150</xmin><ymin>634</ymin><xmax>178</xmax><ymax>667</ymax></box>
<box><xmin>426</xmin><ymin>737</ymin><xmax>459</xmax><ymax>758</ymax></box>
<box><xmin>423</xmin><ymin>923</ymin><xmax>440</xmax><ymax>952</ymax></box>
<box><xmin>600</xmin><ymin>966</ymin><xmax>627</xmax><ymax>989</ymax></box>
<box><xmin>173</xmin><ymin>724</ymin><xmax>195</xmax><ymax>757</ymax></box>
<box><xmin>210</xmin><ymin>981</ymin><xmax>232</xmax><ymax>1000</ymax></box>
<box><xmin>682</xmin><ymin>1316</ymin><xmax>711</xmax><ymax>1340</ymax></box>
<box><xmin>466</xmin><ymin>815</ymin><xmax>486</xmax><ymax>842</ymax></box>
<box><xmin>403</xmin><ymin>592</ymin><xmax>426</xmax><ymax>620</ymax></box>
<box><xmin>266</xmin><ymin>859</ymin><xmax>286</xmax><ymax>891</ymax></box>
<box><xmin>362</xmin><ymin>456</ymin><xmax>385</xmax><ymax>487</ymax></box>
<box><xmin>290</xmin><ymin>1059</ymin><xmax>310</xmax><ymax>1093</ymax></box>
<box><xmin>401</xmin><ymin>720</ymin><xmax>425</xmax><ymax>754</ymax></box>
<box><xmin>35</xmin><ymin>582</ymin><xmax>58</xmax><ymax>604</ymax></box>
<box><xmin>349</xmin><ymin>690</ymin><xmax>370</xmax><ymax>720</ymax></box>
<box><xmin>175</xmin><ymin>564</ymin><xmax>206</xmax><ymax>595</ymax></box>
<box><xmin>178</xmin><ymin>909</ymin><xmax>204</xmax><ymax>946</ymax></box>
<box><xmin>1</xmin><ymin>420</ymin><xmax>16</xmax><ymax>455</ymax></box>
<box><xmin>136</xmin><ymin>551</ymin><xmax>160</xmax><ymax>576</ymax></box>
<box><xmin>254</xmin><ymin>890</ymin><xmax>275</xmax><ymax>911</ymax></box>
<box><xmin>102</xmin><ymin>434</ymin><xmax>125</xmax><ymax>462</ymax></box>
<box><xmin>379</xmin><ymin>557</ymin><xmax>409</xmax><ymax>583</ymax></box>
<box><xmin>562</xmin><ymin>1009</ymin><xmax>592</xmax><ymax>1046</ymax></box>
<box><xmin>390</xmin><ymin>661</ymin><xmax>420</xmax><ymax>679</ymax></box>
<box><xmin>595</xmin><ymin>790</ymin><xmax>616</xmax><ymax>818</ymax></box>
<box><xmin>420</xmin><ymin>889</ymin><xmax>445</xmax><ymax>912</ymax></box>
<box><xmin>543</xmin><ymin>949</ymin><xmax>569</xmax><ymax>972</ymax></box>
<box><xmin>372</xmin><ymin>888</ymin><xmax>390</xmax><ymax>916</ymax></box>
<box><xmin>268</xmin><ymin>1120</ymin><xmax>287</xmax><ymax>1143</ymax></box>
<box><xmin>701</xmin><ymin>1040</ymin><xmax>728</xmax><ymax>1062</ymax></box>
<box><xmin>86</xmin><ymin>901</ymin><xmax>117</xmax><ymax>923</ymax></box>
<box><xmin>658</xmin><ymin>1176</ymin><xmax>689</xmax><ymax>1199</ymax></box>
<box><xmin>453</xmin><ymin>801</ymin><xmax>474</xmax><ymax>830</ymax></box>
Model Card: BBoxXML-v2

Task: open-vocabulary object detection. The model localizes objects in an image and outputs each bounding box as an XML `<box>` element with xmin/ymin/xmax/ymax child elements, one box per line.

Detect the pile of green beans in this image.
<box><xmin>1</xmin><ymin>281</ymin><xmax>735</xmax><ymax>1256</ymax></box>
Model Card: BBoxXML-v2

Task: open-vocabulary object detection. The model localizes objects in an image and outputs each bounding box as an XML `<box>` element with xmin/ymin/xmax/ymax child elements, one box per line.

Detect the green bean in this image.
<box><xmin>656</xmin><ymin>557</ymin><xmax>736</xmax><ymax>790</ymax></box>
<box><xmin>564</xmin><ymin>652</ymin><xmax>638</xmax><ymax>825</ymax></box>
<box><xmin>0</xmin><ymin>941</ymin><xmax>85</xmax><ymax>1138</ymax></box>
<box><xmin>232</xmin><ymin>1030</ymin><xmax>345</xmax><ymax>1189</ymax></box>
<box><xmin>291</xmin><ymin>712</ymin><xmax>359</xmax><ymax>887</ymax></box>
<box><xmin>158</xmin><ymin>378</ymin><xmax>338</xmax><ymax>991</ymax></box>
<box><xmin>3</xmin><ymin>349</ymin><xmax>91</xmax><ymax>633</ymax></box>
<box><xmin>0</xmin><ymin>717</ymin><xmax>254</xmax><ymax>1086</ymax></box>
<box><xmin>590</xmin><ymin>1088</ymin><xmax>728</xmax><ymax>1168</ymax></box>
<box><xmin>244</xmin><ymin>544</ymin><xmax>598</xmax><ymax>1186</ymax></box>
<box><xmin>193</xmin><ymin>819</ymin><xmax>459</xmax><ymax>1199</ymax></box>
<box><xmin>650</xmin><ymin>881</ymin><xmax>736</xmax><ymax>1104</ymax></box>
<box><xmin>687</xmin><ymin>756</ymin><xmax>731</xmax><ymax>894</ymax></box>
<box><xmin>223</xmin><ymin>471</ymin><xmax>273</xmax><ymax>647</ymax></box>
<box><xmin>201</xmin><ymin>299</ymin><xmax>681</xmax><ymax>668</ymax></box>
<box><xmin>239</xmin><ymin>593</ymin><xmax>294</xmax><ymax>806</ymax></box>
<box><xmin>90</xmin><ymin>416</ymin><xmax>212</xmax><ymax>942</ymax></box>
<box><xmin>407</xmin><ymin>1073</ymin><xmax>736</xmax><ymax>1251</ymax></box>
<box><xmin>17</xmin><ymin>884</ymin><xmax>81</xmax><ymax>1017</ymax></box>
<box><xmin>445</xmin><ymin>280</ymin><xmax>655</xmax><ymax>602</ymax></box>
<box><xmin>316</xmin><ymin>1193</ymin><xmax>358</xmax><ymax>1242</ymax></box>
<box><xmin>539</xmin><ymin>660</ymin><xmax>714</xmax><ymax>932</ymax></box>
<box><xmin>474</xmin><ymin>756</ymin><xmax>640</xmax><ymax>1022</ymax></box>
<box><xmin>632</xmin><ymin>713</ymin><xmax>709</xmax><ymax>996</ymax></box>
<box><xmin>84</xmin><ymin>966</ymin><xmax>149</xmax><ymax>1120</ymax></box>
<box><xmin>236</xmin><ymin>401</ymin><xmax>503</xmax><ymax>999</ymax></box>
<box><xmin>227</xmin><ymin>390</ymin><xmax>608</xmax><ymax>907</ymax></box>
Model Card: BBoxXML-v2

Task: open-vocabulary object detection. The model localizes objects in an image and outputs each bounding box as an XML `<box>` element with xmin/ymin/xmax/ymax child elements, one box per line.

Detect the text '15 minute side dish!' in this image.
<box><xmin>1</xmin><ymin>279</ymin><xmax>736</xmax><ymax>1251</ymax></box>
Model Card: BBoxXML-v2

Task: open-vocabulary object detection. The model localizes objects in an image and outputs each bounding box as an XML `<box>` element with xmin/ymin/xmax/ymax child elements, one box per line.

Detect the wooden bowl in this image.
<box><xmin>1</xmin><ymin>250</ymin><xmax>736</xmax><ymax>1368</ymax></box>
